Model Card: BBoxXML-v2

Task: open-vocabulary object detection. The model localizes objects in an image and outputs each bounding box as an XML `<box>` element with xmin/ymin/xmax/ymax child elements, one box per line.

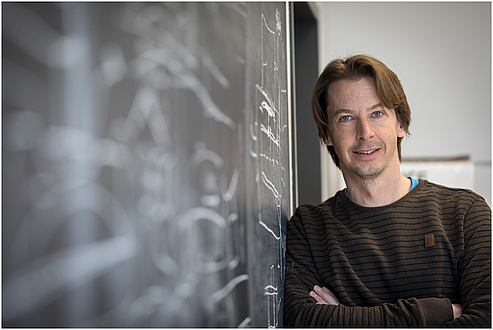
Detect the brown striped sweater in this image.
<box><xmin>284</xmin><ymin>180</ymin><xmax>491</xmax><ymax>327</ymax></box>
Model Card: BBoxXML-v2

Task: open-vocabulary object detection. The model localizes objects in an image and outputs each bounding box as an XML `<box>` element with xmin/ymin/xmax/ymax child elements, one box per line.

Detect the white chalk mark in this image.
<box><xmin>238</xmin><ymin>317</ymin><xmax>251</xmax><ymax>328</ymax></box>
<box><xmin>180</xmin><ymin>207</ymin><xmax>227</xmax><ymax>230</ymax></box>
<box><xmin>264</xmin><ymin>285</ymin><xmax>278</xmax><ymax>296</ymax></box>
<box><xmin>260</xmin><ymin>153</ymin><xmax>280</xmax><ymax>166</ymax></box>
<box><xmin>226</xmin><ymin>213</ymin><xmax>240</xmax><ymax>269</ymax></box>
<box><xmin>259</xmin><ymin>220</ymin><xmax>280</xmax><ymax>240</ymax></box>
<box><xmin>201</xmin><ymin>51</ymin><xmax>229</xmax><ymax>89</ymax></box>
<box><xmin>192</xmin><ymin>142</ymin><xmax>223</xmax><ymax>167</ymax></box>
<box><xmin>201</xmin><ymin>195</ymin><xmax>221</xmax><ymax>207</ymax></box>
<box><xmin>261</xmin><ymin>13</ymin><xmax>276</xmax><ymax>35</ymax></box>
<box><xmin>275</xmin><ymin>8</ymin><xmax>282</xmax><ymax>32</ymax></box>
<box><xmin>261</xmin><ymin>172</ymin><xmax>279</xmax><ymax>199</ymax></box>
<box><xmin>250</xmin><ymin>122</ymin><xmax>258</xmax><ymax>141</ymax></box>
<box><xmin>209</xmin><ymin>274</ymin><xmax>249</xmax><ymax>305</ymax></box>
<box><xmin>255</xmin><ymin>84</ymin><xmax>278</xmax><ymax>117</ymax></box>
<box><xmin>260</xmin><ymin>101</ymin><xmax>276</xmax><ymax>119</ymax></box>
<box><xmin>222</xmin><ymin>169</ymin><xmax>240</xmax><ymax>202</ymax></box>
<box><xmin>260</xmin><ymin>124</ymin><xmax>280</xmax><ymax>148</ymax></box>
<box><xmin>150</xmin><ymin>249</ymin><xmax>180</xmax><ymax>277</ymax></box>
<box><xmin>181</xmin><ymin>74</ymin><xmax>235</xmax><ymax>128</ymax></box>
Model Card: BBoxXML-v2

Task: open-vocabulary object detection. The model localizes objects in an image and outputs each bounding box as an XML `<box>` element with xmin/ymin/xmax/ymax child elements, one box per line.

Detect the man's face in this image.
<box><xmin>325</xmin><ymin>77</ymin><xmax>406</xmax><ymax>181</ymax></box>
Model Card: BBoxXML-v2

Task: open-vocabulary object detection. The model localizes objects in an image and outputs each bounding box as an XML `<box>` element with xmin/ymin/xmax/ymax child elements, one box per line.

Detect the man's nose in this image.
<box><xmin>356</xmin><ymin>119</ymin><xmax>375</xmax><ymax>141</ymax></box>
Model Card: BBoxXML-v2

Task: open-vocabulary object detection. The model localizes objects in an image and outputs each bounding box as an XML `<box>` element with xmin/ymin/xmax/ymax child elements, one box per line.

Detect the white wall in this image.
<box><xmin>316</xmin><ymin>2</ymin><xmax>491</xmax><ymax>205</ymax></box>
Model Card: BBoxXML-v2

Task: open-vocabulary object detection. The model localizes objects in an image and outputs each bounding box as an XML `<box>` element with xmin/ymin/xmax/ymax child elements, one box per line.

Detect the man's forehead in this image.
<box><xmin>327</xmin><ymin>80</ymin><xmax>382</xmax><ymax>114</ymax></box>
<box><xmin>328</xmin><ymin>77</ymin><xmax>376</xmax><ymax>97</ymax></box>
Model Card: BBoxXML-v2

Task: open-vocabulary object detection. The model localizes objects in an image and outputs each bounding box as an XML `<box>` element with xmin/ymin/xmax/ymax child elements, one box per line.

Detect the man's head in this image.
<box><xmin>311</xmin><ymin>54</ymin><xmax>411</xmax><ymax>169</ymax></box>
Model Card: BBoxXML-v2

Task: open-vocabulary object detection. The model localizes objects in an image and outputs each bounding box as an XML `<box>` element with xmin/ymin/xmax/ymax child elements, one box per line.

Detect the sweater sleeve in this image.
<box><xmin>442</xmin><ymin>197</ymin><xmax>491</xmax><ymax>327</ymax></box>
<box><xmin>283</xmin><ymin>210</ymin><xmax>454</xmax><ymax>328</ymax></box>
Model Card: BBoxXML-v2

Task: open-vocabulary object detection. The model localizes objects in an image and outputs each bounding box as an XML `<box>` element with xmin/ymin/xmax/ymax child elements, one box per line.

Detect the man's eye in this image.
<box><xmin>341</xmin><ymin>115</ymin><xmax>351</xmax><ymax>121</ymax></box>
<box><xmin>372</xmin><ymin>111</ymin><xmax>383</xmax><ymax>117</ymax></box>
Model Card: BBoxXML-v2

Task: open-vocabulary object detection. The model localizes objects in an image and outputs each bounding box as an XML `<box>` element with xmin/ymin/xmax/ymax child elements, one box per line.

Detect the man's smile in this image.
<box><xmin>353</xmin><ymin>149</ymin><xmax>379</xmax><ymax>155</ymax></box>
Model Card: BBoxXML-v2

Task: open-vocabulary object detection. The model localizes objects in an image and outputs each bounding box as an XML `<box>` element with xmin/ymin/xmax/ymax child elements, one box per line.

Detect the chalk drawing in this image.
<box><xmin>3</xmin><ymin>2</ymin><xmax>289</xmax><ymax>327</ymax></box>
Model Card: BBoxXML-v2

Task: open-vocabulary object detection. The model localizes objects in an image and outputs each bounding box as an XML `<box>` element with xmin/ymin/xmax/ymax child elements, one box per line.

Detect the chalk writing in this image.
<box><xmin>3</xmin><ymin>2</ymin><xmax>291</xmax><ymax>328</ymax></box>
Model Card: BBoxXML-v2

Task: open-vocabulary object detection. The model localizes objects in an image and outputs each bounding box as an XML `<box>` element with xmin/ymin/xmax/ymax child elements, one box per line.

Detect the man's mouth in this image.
<box><xmin>354</xmin><ymin>149</ymin><xmax>378</xmax><ymax>155</ymax></box>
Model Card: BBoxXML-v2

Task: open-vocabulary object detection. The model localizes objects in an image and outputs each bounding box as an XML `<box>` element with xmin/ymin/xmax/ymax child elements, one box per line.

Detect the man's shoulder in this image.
<box><xmin>295</xmin><ymin>190</ymin><xmax>345</xmax><ymax>214</ymax></box>
<box><xmin>414</xmin><ymin>180</ymin><xmax>491</xmax><ymax>217</ymax></box>
<box><xmin>290</xmin><ymin>191</ymin><xmax>346</xmax><ymax>227</ymax></box>
<box><xmin>419</xmin><ymin>179</ymin><xmax>486</xmax><ymax>203</ymax></box>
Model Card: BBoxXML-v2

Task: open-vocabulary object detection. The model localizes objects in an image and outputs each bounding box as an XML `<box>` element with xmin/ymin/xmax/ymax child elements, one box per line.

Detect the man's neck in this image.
<box><xmin>344</xmin><ymin>173</ymin><xmax>412</xmax><ymax>208</ymax></box>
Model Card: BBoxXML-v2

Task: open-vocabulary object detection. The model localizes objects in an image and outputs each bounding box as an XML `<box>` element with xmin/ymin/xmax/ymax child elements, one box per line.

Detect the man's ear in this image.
<box><xmin>395</xmin><ymin>110</ymin><xmax>407</xmax><ymax>138</ymax></box>
<box><xmin>397</xmin><ymin>123</ymin><xmax>406</xmax><ymax>139</ymax></box>
<box><xmin>324</xmin><ymin>136</ymin><xmax>333</xmax><ymax>147</ymax></box>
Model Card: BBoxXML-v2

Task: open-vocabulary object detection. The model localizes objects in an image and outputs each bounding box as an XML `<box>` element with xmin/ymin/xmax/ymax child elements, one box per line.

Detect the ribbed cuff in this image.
<box><xmin>417</xmin><ymin>297</ymin><xmax>453</xmax><ymax>327</ymax></box>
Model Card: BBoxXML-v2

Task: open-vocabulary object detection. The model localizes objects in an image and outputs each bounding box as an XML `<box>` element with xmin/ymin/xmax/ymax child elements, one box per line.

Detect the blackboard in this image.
<box><xmin>2</xmin><ymin>2</ymin><xmax>293</xmax><ymax>327</ymax></box>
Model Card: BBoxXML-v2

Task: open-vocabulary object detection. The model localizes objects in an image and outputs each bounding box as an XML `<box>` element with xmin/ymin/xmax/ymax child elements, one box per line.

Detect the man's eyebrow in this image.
<box><xmin>331</xmin><ymin>104</ymin><xmax>383</xmax><ymax>116</ymax></box>
<box><xmin>332</xmin><ymin>108</ymin><xmax>354</xmax><ymax>116</ymax></box>
<box><xmin>369</xmin><ymin>103</ymin><xmax>384</xmax><ymax>110</ymax></box>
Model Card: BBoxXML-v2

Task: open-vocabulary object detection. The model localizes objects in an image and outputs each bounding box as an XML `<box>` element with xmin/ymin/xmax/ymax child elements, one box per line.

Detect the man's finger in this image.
<box><xmin>309</xmin><ymin>291</ymin><xmax>328</xmax><ymax>304</ymax></box>
<box><xmin>314</xmin><ymin>285</ymin><xmax>340</xmax><ymax>305</ymax></box>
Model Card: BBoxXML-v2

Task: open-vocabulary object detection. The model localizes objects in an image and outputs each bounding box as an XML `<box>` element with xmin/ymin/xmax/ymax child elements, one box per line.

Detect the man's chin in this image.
<box><xmin>346</xmin><ymin>165</ymin><xmax>384</xmax><ymax>180</ymax></box>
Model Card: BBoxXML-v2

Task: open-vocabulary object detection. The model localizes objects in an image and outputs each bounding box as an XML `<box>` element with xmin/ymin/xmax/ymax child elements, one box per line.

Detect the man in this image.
<box><xmin>284</xmin><ymin>55</ymin><xmax>491</xmax><ymax>327</ymax></box>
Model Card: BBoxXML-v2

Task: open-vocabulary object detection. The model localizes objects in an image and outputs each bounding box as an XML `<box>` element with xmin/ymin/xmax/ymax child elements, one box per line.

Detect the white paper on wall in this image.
<box><xmin>401</xmin><ymin>158</ymin><xmax>475</xmax><ymax>191</ymax></box>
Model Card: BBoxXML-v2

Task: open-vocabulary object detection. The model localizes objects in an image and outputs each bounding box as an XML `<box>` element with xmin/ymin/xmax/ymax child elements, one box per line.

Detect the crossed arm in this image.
<box><xmin>309</xmin><ymin>285</ymin><xmax>463</xmax><ymax>319</ymax></box>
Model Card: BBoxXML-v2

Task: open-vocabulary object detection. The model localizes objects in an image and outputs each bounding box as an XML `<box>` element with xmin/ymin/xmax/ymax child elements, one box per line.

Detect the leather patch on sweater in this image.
<box><xmin>425</xmin><ymin>233</ymin><xmax>435</xmax><ymax>248</ymax></box>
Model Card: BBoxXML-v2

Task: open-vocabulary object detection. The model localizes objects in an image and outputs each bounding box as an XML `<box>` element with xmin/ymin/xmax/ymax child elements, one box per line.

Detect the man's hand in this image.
<box><xmin>452</xmin><ymin>304</ymin><xmax>462</xmax><ymax>319</ymax></box>
<box><xmin>309</xmin><ymin>285</ymin><xmax>340</xmax><ymax>305</ymax></box>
